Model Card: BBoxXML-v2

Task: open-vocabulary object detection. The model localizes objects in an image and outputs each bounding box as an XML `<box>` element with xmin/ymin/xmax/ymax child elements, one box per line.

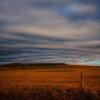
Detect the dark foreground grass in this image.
<box><xmin>0</xmin><ymin>86</ymin><xmax>99</xmax><ymax>100</ymax></box>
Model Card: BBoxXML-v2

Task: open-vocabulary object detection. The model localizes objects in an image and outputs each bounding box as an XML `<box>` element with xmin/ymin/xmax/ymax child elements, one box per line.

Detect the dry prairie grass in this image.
<box><xmin>0</xmin><ymin>65</ymin><xmax>99</xmax><ymax>100</ymax></box>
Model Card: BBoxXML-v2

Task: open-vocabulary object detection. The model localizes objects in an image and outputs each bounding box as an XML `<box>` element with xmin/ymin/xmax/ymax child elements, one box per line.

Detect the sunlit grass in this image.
<box><xmin>0</xmin><ymin>65</ymin><xmax>100</xmax><ymax>100</ymax></box>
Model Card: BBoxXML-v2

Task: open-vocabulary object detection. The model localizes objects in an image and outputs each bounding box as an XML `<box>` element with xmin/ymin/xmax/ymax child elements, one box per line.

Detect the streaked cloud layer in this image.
<box><xmin>0</xmin><ymin>0</ymin><xmax>100</xmax><ymax>65</ymax></box>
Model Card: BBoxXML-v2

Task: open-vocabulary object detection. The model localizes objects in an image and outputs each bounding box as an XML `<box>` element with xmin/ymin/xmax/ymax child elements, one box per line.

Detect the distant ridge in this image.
<box><xmin>0</xmin><ymin>63</ymin><xmax>99</xmax><ymax>70</ymax></box>
<box><xmin>0</xmin><ymin>63</ymin><xmax>66</xmax><ymax>67</ymax></box>
<box><xmin>0</xmin><ymin>63</ymin><xmax>68</xmax><ymax>70</ymax></box>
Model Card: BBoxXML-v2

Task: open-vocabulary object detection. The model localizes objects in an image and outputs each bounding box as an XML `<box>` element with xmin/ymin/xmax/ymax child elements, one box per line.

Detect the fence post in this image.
<box><xmin>80</xmin><ymin>72</ymin><xmax>83</xmax><ymax>88</ymax></box>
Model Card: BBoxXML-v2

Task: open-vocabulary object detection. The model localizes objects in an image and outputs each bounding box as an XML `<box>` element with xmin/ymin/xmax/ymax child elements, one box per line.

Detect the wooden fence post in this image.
<box><xmin>80</xmin><ymin>72</ymin><xmax>83</xmax><ymax>88</ymax></box>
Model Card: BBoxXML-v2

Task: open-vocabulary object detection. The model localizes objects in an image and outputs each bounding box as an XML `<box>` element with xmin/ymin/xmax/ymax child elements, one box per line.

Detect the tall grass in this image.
<box><xmin>0</xmin><ymin>86</ymin><xmax>99</xmax><ymax>100</ymax></box>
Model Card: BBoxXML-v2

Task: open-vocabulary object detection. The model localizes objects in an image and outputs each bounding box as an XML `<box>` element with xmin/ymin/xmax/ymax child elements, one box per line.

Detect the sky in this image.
<box><xmin>0</xmin><ymin>0</ymin><xmax>100</xmax><ymax>65</ymax></box>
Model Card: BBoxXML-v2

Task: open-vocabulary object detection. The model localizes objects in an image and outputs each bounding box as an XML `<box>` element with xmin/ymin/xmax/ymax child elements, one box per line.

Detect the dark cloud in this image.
<box><xmin>82</xmin><ymin>44</ymin><xmax>100</xmax><ymax>49</ymax></box>
<box><xmin>0</xmin><ymin>0</ymin><xmax>100</xmax><ymax>65</ymax></box>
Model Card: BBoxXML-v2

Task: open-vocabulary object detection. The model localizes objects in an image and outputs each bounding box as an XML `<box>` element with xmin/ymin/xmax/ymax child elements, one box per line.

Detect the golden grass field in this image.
<box><xmin>0</xmin><ymin>64</ymin><xmax>100</xmax><ymax>100</ymax></box>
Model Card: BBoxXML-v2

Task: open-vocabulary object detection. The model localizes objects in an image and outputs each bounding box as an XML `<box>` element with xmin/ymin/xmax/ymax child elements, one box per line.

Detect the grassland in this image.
<box><xmin>0</xmin><ymin>63</ymin><xmax>100</xmax><ymax>100</ymax></box>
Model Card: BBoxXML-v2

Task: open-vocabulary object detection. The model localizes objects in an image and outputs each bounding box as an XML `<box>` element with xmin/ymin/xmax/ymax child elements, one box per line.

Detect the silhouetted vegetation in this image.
<box><xmin>0</xmin><ymin>86</ymin><xmax>99</xmax><ymax>100</ymax></box>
